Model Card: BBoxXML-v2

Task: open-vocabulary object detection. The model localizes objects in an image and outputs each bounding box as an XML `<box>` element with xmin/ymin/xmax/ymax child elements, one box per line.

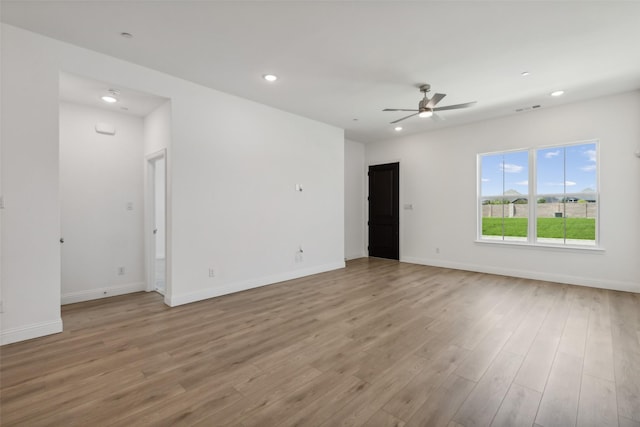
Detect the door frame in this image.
<box><xmin>145</xmin><ymin>149</ymin><xmax>168</xmax><ymax>297</ymax></box>
<box><xmin>367</xmin><ymin>161</ymin><xmax>400</xmax><ymax>260</ymax></box>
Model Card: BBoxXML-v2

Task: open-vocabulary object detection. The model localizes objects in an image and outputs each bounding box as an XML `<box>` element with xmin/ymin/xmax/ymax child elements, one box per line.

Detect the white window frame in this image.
<box><xmin>477</xmin><ymin>140</ymin><xmax>601</xmax><ymax>249</ymax></box>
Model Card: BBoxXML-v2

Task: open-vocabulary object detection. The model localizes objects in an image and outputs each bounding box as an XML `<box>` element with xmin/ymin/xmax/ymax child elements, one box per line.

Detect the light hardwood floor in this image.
<box><xmin>1</xmin><ymin>258</ymin><xmax>639</xmax><ymax>426</ymax></box>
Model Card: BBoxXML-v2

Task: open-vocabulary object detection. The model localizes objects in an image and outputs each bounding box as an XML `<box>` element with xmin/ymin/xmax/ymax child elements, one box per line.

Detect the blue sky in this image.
<box><xmin>481</xmin><ymin>143</ymin><xmax>597</xmax><ymax>197</ymax></box>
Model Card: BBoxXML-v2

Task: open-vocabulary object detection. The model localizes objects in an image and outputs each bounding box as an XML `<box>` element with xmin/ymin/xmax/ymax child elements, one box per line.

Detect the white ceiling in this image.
<box><xmin>59</xmin><ymin>72</ymin><xmax>168</xmax><ymax>117</ymax></box>
<box><xmin>3</xmin><ymin>1</ymin><xmax>640</xmax><ymax>142</ymax></box>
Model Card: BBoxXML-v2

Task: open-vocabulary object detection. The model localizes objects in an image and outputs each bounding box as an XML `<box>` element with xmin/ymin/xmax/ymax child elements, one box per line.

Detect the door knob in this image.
<box><xmin>60</xmin><ymin>238</ymin><xmax>64</xmax><ymax>243</ymax></box>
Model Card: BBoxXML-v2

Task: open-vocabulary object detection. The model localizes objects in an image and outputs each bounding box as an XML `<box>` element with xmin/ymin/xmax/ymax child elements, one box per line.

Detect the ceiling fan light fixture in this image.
<box><xmin>101</xmin><ymin>89</ymin><xmax>120</xmax><ymax>103</ymax></box>
<box><xmin>394</xmin><ymin>126</ymin><xmax>403</xmax><ymax>131</ymax></box>
<box><xmin>550</xmin><ymin>90</ymin><xmax>565</xmax><ymax>97</ymax></box>
<box><xmin>418</xmin><ymin>110</ymin><xmax>433</xmax><ymax>118</ymax></box>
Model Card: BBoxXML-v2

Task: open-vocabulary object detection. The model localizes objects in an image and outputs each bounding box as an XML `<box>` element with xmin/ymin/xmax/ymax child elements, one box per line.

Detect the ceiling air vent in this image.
<box><xmin>515</xmin><ymin>105</ymin><xmax>542</xmax><ymax>113</ymax></box>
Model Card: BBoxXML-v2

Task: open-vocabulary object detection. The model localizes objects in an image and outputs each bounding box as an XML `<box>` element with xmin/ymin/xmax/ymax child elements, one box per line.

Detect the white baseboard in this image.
<box><xmin>346</xmin><ymin>252</ymin><xmax>367</xmax><ymax>261</ymax></box>
<box><xmin>401</xmin><ymin>256</ymin><xmax>640</xmax><ymax>294</ymax></box>
<box><xmin>168</xmin><ymin>262</ymin><xmax>345</xmax><ymax>307</ymax></box>
<box><xmin>1</xmin><ymin>318</ymin><xmax>63</xmax><ymax>346</ymax></box>
<box><xmin>61</xmin><ymin>282</ymin><xmax>147</xmax><ymax>305</ymax></box>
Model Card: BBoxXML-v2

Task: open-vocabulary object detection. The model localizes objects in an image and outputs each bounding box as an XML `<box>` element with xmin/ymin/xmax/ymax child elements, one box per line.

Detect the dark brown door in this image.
<box><xmin>368</xmin><ymin>162</ymin><xmax>399</xmax><ymax>260</ymax></box>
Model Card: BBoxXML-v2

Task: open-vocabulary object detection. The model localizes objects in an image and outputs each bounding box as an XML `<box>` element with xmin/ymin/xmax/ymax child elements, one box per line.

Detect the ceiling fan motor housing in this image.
<box><xmin>418</xmin><ymin>98</ymin><xmax>432</xmax><ymax>113</ymax></box>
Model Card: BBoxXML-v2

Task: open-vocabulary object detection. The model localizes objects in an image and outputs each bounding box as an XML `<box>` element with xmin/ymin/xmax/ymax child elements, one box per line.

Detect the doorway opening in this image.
<box><xmin>58</xmin><ymin>72</ymin><xmax>170</xmax><ymax>307</ymax></box>
<box><xmin>147</xmin><ymin>150</ymin><xmax>166</xmax><ymax>295</ymax></box>
<box><xmin>368</xmin><ymin>162</ymin><xmax>400</xmax><ymax>260</ymax></box>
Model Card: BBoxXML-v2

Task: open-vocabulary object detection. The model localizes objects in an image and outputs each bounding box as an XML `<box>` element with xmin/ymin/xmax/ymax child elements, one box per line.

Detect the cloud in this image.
<box><xmin>581</xmin><ymin>164</ymin><xmax>597</xmax><ymax>172</ymax></box>
<box><xmin>585</xmin><ymin>149</ymin><xmax>596</xmax><ymax>162</ymax></box>
<box><xmin>515</xmin><ymin>180</ymin><xmax>528</xmax><ymax>186</ymax></box>
<box><xmin>545</xmin><ymin>150</ymin><xmax>561</xmax><ymax>159</ymax></box>
<box><xmin>500</xmin><ymin>162</ymin><xmax>523</xmax><ymax>173</ymax></box>
<box><xmin>548</xmin><ymin>181</ymin><xmax>577</xmax><ymax>187</ymax></box>
<box><xmin>481</xmin><ymin>178</ymin><xmax>490</xmax><ymax>182</ymax></box>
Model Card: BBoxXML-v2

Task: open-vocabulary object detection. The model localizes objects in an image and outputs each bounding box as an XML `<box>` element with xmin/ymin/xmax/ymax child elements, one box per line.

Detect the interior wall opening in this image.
<box><xmin>58</xmin><ymin>71</ymin><xmax>171</xmax><ymax>307</ymax></box>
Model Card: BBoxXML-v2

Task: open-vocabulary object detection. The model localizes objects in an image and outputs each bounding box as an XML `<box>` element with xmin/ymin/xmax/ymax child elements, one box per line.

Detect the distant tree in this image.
<box><xmin>537</xmin><ymin>198</ymin><xmax>546</xmax><ymax>203</ymax></box>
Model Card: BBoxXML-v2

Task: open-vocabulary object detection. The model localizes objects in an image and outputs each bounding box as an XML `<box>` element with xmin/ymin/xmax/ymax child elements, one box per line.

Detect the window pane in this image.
<box><xmin>480</xmin><ymin>153</ymin><xmax>505</xmax><ymax>197</ymax></box>
<box><xmin>536</xmin><ymin>143</ymin><xmax>597</xmax><ymax>245</ymax></box>
<box><xmin>565</xmin><ymin>143</ymin><xmax>597</xmax><ymax>194</ymax></box>
<box><xmin>536</xmin><ymin>147</ymin><xmax>566</xmax><ymax>244</ymax></box>
<box><xmin>480</xmin><ymin>151</ymin><xmax>528</xmax><ymax>241</ymax></box>
<box><xmin>537</xmin><ymin>147</ymin><xmax>566</xmax><ymax>196</ymax></box>
<box><xmin>565</xmin><ymin>143</ymin><xmax>597</xmax><ymax>244</ymax></box>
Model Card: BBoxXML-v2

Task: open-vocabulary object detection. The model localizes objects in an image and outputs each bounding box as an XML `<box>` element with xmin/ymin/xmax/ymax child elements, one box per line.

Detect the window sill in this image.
<box><xmin>474</xmin><ymin>239</ymin><xmax>605</xmax><ymax>253</ymax></box>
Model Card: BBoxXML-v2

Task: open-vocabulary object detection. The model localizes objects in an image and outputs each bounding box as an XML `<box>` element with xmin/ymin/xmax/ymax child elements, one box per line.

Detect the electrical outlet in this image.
<box><xmin>118</xmin><ymin>266</ymin><xmax>125</xmax><ymax>275</ymax></box>
<box><xmin>208</xmin><ymin>268</ymin><xmax>216</xmax><ymax>278</ymax></box>
<box><xmin>126</xmin><ymin>202</ymin><xmax>133</xmax><ymax>211</ymax></box>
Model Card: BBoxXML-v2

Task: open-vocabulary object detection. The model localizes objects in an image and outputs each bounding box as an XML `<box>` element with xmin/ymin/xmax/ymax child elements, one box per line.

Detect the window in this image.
<box><xmin>478</xmin><ymin>141</ymin><xmax>598</xmax><ymax>247</ymax></box>
<box><xmin>479</xmin><ymin>150</ymin><xmax>529</xmax><ymax>242</ymax></box>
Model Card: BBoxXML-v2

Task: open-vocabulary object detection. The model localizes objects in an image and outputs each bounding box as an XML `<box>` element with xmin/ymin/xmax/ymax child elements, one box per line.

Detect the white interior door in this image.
<box><xmin>147</xmin><ymin>152</ymin><xmax>166</xmax><ymax>295</ymax></box>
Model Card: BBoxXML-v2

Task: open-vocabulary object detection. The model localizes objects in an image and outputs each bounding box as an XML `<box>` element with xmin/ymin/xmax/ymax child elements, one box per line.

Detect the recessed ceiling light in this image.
<box><xmin>418</xmin><ymin>110</ymin><xmax>433</xmax><ymax>118</ymax></box>
<box><xmin>550</xmin><ymin>90</ymin><xmax>565</xmax><ymax>97</ymax></box>
<box><xmin>263</xmin><ymin>74</ymin><xmax>278</xmax><ymax>82</ymax></box>
<box><xmin>120</xmin><ymin>32</ymin><xmax>133</xmax><ymax>39</ymax></box>
<box><xmin>521</xmin><ymin>71</ymin><xmax>530</xmax><ymax>77</ymax></box>
<box><xmin>394</xmin><ymin>126</ymin><xmax>403</xmax><ymax>131</ymax></box>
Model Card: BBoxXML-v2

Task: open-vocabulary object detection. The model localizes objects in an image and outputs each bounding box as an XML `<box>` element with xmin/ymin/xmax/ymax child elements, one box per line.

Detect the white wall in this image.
<box><xmin>168</xmin><ymin>89</ymin><xmax>344</xmax><ymax>305</ymax></box>
<box><xmin>59</xmin><ymin>102</ymin><xmax>146</xmax><ymax>304</ymax></box>
<box><xmin>365</xmin><ymin>90</ymin><xmax>640</xmax><ymax>292</ymax></box>
<box><xmin>344</xmin><ymin>139</ymin><xmax>366</xmax><ymax>260</ymax></box>
<box><xmin>1</xmin><ymin>26</ymin><xmax>63</xmax><ymax>344</ymax></box>
<box><xmin>1</xmin><ymin>24</ymin><xmax>345</xmax><ymax>344</ymax></box>
<box><xmin>144</xmin><ymin>101</ymin><xmax>171</xmax><ymax>155</ymax></box>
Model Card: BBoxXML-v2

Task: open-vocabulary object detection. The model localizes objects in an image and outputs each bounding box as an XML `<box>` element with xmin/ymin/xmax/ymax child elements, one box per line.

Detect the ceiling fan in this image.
<box><xmin>383</xmin><ymin>84</ymin><xmax>476</xmax><ymax>124</ymax></box>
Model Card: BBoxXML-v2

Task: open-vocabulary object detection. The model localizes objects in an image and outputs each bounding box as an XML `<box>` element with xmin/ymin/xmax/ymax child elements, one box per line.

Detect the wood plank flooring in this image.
<box><xmin>1</xmin><ymin>258</ymin><xmax>639</xmax><ymax>426</ymax></box>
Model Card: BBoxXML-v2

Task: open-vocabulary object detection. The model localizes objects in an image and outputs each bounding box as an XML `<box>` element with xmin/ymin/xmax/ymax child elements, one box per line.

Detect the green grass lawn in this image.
<box><xmin>482</xmin><ymin>217</ymin><xmax>595</xmax><ymax>240</ymax></box>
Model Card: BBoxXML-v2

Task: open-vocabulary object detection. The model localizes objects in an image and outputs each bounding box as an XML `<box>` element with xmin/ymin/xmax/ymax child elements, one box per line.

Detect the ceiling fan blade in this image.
<box><xmin>383</xmin><ymin>108</ymin><xmax>419</xmax><ymax>112</ymax></box>
<box><xmin>433</xmin><ymin>101</ymin><xmax>477</xmax><ymax>111</ymax></box>
<box><xmin>390</xmin><ymin>112</ymin><xmax>420</xmax><ymax>124</ymax></box>
<box><xmin>431</xmin><ymin>112</ymin><xmax>445</xmax><ymax>122</ymax></box>
<box><xmin>426</xmin><ymin>93</ymin><xmax>446</xmax><ymax>108</ymax></box>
